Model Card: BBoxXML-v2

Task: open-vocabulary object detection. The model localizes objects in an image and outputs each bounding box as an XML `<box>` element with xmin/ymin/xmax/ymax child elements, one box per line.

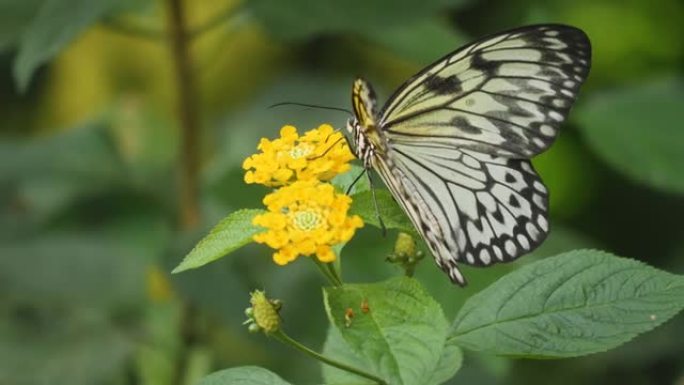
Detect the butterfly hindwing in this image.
<box><xmin>380</xmin><ymin>24</ymin><xmax>591</xmax><ymax>158</ymax></box>
<box><xmin>373</xmin><ymin>140</ymin><xmax>548</xmax><ymax>285</ymax></box>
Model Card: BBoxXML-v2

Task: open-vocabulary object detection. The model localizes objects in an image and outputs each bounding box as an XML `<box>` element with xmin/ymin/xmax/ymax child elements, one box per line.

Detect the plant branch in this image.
<box><xmin>167</xmin><ymin>0</ymin><xmax>200</xmax><ymax>229</ymax></box>
<box><xmin>274</xmin><ymin>330</ymin><xmax>387</xmax><ymax>385</ymax></box>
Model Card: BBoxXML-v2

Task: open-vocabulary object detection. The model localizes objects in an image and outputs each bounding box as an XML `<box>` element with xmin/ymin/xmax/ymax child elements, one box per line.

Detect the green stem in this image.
<box><xmin>326</xmin><ymin>262</ymin><xmax>343</xmax><ymax>286</ymax></box>
<box><xmin>313</xmin><ymin>259</ymin><xmax>342</xmax><ymax>287</ymax></box>
<box><xmin>168</xmin><ymin>0</ymin><xmax>200</xmax><ymax>229</ymax></box>
<box><xmin>273</xmin><ymin>331</ymin><xmax>387</xmax><ymax>385</ymax></box>
<box><xmin>404</xmin><ymin>264</ymin><xmax>415</xmax><ymax>278</ymax></box>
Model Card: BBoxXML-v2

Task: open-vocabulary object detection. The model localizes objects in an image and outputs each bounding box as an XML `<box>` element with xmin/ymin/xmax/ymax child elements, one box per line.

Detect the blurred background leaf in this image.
<box><xmin>576</xmin><ymin>78</ymin><xmax>684</xmax><ymax>195</ymax></box>
<box><xmin>1</xmin><ymin>0</ymin><xmax>683</xmax><ymax>384</ymax></box>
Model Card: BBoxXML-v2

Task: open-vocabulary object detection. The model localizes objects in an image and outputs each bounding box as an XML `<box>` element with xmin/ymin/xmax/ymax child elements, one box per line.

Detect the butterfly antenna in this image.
<box><xmin>308</xmin><ymin>135</ymin><xmax>345</xmax><ymax>160</ymax></box>
<box><xmin>269</xmin><ymin>102</ymin><xmax>353</xmax><ymax>116</ymax></box>
<box><xmin>367</xmin><ymin>172</ymin><xmax>387</xmax><ymax>237</ymax></box>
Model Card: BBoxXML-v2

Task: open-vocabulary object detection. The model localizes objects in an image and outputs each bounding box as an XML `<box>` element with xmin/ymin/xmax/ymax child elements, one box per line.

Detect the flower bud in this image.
<box><xmin>249</xmin><ymin>290</ymin><xmax>281</xmax><ymax>334</ymax></box>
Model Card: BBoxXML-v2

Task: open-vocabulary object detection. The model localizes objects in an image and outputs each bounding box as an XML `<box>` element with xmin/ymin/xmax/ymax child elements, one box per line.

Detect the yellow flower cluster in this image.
<box><xmin>243</xmin><ymin>124</ymin><xmax>354</xmax><ymax>187</ymax></box>
<box><xmin>245</xmin><ymin>124</ymin><xmax>363</xmax><ymax>266</ymax></box>
<box><xmin>253</xmin><ymin>180</ymin><xmax>363</xmax><ymax>265</ymax></box>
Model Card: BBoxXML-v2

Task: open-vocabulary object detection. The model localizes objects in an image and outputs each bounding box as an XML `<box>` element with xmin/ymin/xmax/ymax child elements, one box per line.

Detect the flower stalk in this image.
<box><xmin>272</xmin><ymin>330</ymin><xmax>388</xmax><ymax>385</ymax></box>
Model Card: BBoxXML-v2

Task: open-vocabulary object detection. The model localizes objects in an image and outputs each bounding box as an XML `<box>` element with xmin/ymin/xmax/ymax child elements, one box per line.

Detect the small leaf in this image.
<box><xmin>350</xmin><ymin>189</ymin><xmax>415</xmax><ymax>234</ymax></box>
<box><xmin>13</xmin><ymin>0</ymin><xmax>127</xmax><ymax>91</ymax></box>
<box><xmin>172</xmin><ymin>209</ymin><xmax>264</xmax><ymax>273</ymax></box>
<box><xmin>198</xmin><ymin>366</ymin><xmax>291</xmax><ymax>385</ymax></box>
<box><xmin>323</xmin><ymin>277</ymin><xmax>455</xmax><ymax>385</ymax></box>
<box><xmin>576</xmin><ymin>78</ymin><xmax>684</xmax><ymax>195</ymax></box>
<box><xmin>331</xmin><ymin>164</ymin><xmax>369</xmax><ymax>195</ymax></box>
<box><xmin>451</xmin><ymin>249</ymin><xmax>684</xmax><ymax>358</ymax></box>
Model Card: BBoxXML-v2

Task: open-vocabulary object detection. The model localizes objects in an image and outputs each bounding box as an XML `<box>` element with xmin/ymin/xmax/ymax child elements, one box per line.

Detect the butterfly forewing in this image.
<box><xmin>349</xmin><ymin>24</ymin><xmax>591</xmax><ymax>285</ymax></box>
<box><xmin>380</xmin><ymin>24</ymin><xmax>591</xmax><ymax>158</ymax></box>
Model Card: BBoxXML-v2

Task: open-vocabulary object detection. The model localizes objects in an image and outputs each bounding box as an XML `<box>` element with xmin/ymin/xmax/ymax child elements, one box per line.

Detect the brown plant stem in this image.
<box><xmin>167</xmin><ymin>0</ymin><xmax>200</xmax><ymax>230</ymax></box>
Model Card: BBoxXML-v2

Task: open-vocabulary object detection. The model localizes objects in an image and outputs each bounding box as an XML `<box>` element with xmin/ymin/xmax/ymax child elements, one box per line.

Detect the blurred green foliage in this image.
<box><xmin>1</xmin><ymin>0</ymin><xmax>683</xmax><ymax>384</ymax></box>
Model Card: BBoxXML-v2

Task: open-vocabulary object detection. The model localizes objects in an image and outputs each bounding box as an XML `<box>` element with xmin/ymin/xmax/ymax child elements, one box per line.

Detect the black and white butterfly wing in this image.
<box><xmin>373</xmin><ymin>145</ymin><xmax>548</xmax><ymax>285</ymax></box>
<box><xmin>369</xmin><ymin>24</ymin><xmax>590</xmax><ymax>285</ymax></box>
<box><xmin>380</xmin><ymin>24</ymin><xmax>591</xmax><ymax>158</ymax></box>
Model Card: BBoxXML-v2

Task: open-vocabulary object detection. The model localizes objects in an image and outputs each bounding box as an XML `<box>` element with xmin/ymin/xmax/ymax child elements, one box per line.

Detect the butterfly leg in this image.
<box><xmin>367</xmin><ymin>171</ymin><xmax>387</xmax><ymax>237</ymax></box>
<box><xmin>345</xmin><ymin>169</ymin><xmax>366</xmax><ymax>195</ymax></box>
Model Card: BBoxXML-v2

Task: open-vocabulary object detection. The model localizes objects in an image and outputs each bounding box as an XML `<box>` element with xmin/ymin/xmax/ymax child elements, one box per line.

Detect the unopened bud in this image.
<box><xmin>249</xmin><ymin>290</ymin><xmax>281</xmax><ymax>334</ymax></box>
<box><xmin>394</xmin><ymin>232</ymin><xmax>416</xmax><ymax>258</ymax></box>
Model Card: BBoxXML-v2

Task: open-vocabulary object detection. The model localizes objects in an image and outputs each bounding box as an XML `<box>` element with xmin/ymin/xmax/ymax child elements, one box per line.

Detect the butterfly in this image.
<box><xmin>345</xmin><ymin>24</ymin><xmax>591</xmax><ymax>286</ymax></box>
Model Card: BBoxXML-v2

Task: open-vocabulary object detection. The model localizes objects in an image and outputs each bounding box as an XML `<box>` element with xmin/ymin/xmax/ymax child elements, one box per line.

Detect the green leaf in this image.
<box><xmin>367</xmin><ymin>19</ymin><xmax>467</xmax><ymax>63</ymax></box>
<box><xmin>424</xmin><ymin>339</ymin><xmax>463</xmax><ymax>385</ymax></box>
<box><xmin>0</xmin><ymin>0</ymin><xmax>43</xmax><ymax>51</ymax></box>
<box><xmin>249</xmin><ymin>0</ymin><xmax>470</xmax><ymax>41</ymax></box>
<box><xmin>331</xmin><ymin>164</ymin><xmax>369</xmax><ymax>195</ymax></box>
<box><xmin>350</xmin><ymin>189</ymin><xmax>415</xmax><ymax>234</ymax></box>
<box><xmin>575</xmin><ymin>78</ymin><xmax>684</xmax><ymax>195</ymax></box>
<box><xmin>321</xmin><ymin>326</ymin><xmax>375</xmax><ymax>385</ymax></box>
<box><xmin>13</xmin><ymin>0</ymin><xmax>125</xmax><ymax>91</ymax></box>
<box><xmin>172</xmin><ymin>209</ymin><xmax>264</xmax><ymax>273</ymax></box>
<box><xmin>0</xmin><ymin>234</ymin><xmax>148</xmax><ymax>307</ymax></box>
<box><xmin>198</xmin><ymin>366</ymin><xmax>291</xmax><ymax>385</ymax></box>
<box><xmin>0</xmin><ymin>309</ymin><xmax>132</xmax><ymax>385</ymax></box>
<box><xmin>323</xmin><ymin>277</ymin><xmax>457</xmax><ymax>385</ymax></box>
<box><xmin>0</xmin><ymin>121</ymin><xmax>128</xmax><ymax>222</ymax></box>
<box><xmin>451</xmin><ymin>249</ymin><xmax>684</xmax><ymax>358</ymax></box>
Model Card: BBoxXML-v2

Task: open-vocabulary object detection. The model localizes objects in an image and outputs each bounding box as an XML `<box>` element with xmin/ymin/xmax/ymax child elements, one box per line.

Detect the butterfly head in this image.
<box><xmin>350</xmin><ymin>78</ymin><xmax>379</xmax><ymax>132</ymax></box>
<box><xmin>347</xmin><ymin>78</ymin><xmax>382</xmax><ymax>168</ymax></box>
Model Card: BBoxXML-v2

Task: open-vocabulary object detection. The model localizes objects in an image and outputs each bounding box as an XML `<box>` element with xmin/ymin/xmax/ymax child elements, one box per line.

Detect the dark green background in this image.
<box><xmin>1</xmin><ymin>0</ymin><xmax>683</xmax><ymax>384</ymax></box>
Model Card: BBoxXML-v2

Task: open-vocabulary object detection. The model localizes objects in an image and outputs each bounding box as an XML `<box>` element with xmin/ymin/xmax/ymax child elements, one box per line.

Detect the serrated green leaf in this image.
<box><xmin>350</xmin><ymin>189</ymin><xmax>415</xmax><ymax>234</ymax></box>
<box><xmin>451</xmin><ymin>249</ymin><xmax>684</xmax><ymax>358</ymax></box>
<box><xmin>576</xmin><ymin>78</ymin><xmax>684</xmax><ymax>195</ymax></box>
<box><xmin>172</xmin><ymin>209</ymin><xmax>264</xmax><ymax>273</ymax></box>
<box><xmin>323</xmin><ymin>277</ymin><xmax>454</xmax><ymax>385</ymax></box>
<box><xmin>13</xmin><ymin>0</ymin><xmax>124</xmax><ymax>91</ymax></box>
<box><xmin>198</xmin><ymin>366</ymin><xmax>291</xmax><ymax>385</ymax></box>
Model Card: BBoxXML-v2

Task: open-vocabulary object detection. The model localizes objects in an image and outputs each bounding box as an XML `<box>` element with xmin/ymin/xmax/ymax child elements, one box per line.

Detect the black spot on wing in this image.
<box><xmin>451</xmin><ymin>116</ymin><xmax>482</xmax><ymax>134</ymax></box>
<box><xmin>425</xmin><ymin>74</ymin><xmax>463</xmax><ymax>94</ymax></box>
<box><xmin>504</xmin><ymin>172</ymin><xmax>516</xmax><ymax>183</ymax></box>
<box><xmin>509</xmin><ymin>194</ymin><xmax>520</xmax><ymax>208</ymax></box>
<box><xmin>470</xmin><ymin>52</ymin><xmax>499</xmax><ymax>74</ymax></box>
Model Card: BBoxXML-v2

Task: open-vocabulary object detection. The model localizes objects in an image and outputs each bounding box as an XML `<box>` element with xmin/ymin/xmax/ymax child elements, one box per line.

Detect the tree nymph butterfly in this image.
<box><xmin>345</xmin><ymin>24</ymin><xmax>591</xmax><ymax>285</ymax></box>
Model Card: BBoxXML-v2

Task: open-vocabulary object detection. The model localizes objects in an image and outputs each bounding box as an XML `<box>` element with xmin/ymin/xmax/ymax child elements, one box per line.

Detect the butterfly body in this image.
<box><xmin>345</xmin><ymin>24</ymin><xmax>591</xmax><ymax>286</ymax></box>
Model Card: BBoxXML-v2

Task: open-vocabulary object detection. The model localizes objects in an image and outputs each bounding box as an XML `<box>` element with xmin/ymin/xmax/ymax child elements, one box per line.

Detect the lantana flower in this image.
<box><xmin>242</xmin><ymin>124</ymin><xmax>354</xmax><ymax>186</ymax></box>
<box><xmin>252</xmin><ymin>179</ymin><xmax>364</xmax><ymax>265</ymax></box>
